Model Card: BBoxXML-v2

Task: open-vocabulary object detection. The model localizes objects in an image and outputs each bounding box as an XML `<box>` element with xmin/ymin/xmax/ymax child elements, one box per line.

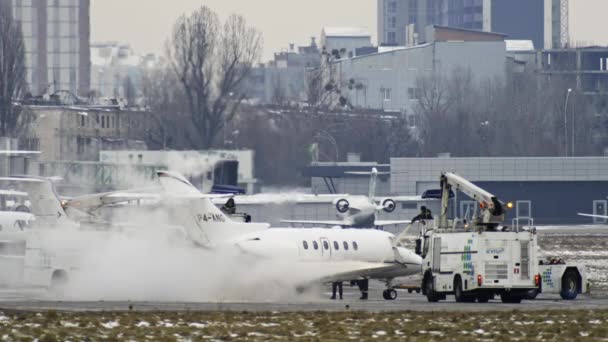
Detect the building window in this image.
<box><xmin>303</xmin><ymin>241</ymin><xmax>309</xmax><ymax>250</ymax></box>
<box><xmin>80</xmin><ymin>115</ymin><xmax>85</xmax><ymax>127</ymax></box>
<box><xmin>352</xmin><ymin>241</ymin><xmax>359</xmax><ymax>251</ymax></box>
<box><xmin>387</xmin><ymin>31</ymin><xmax>396</xmax><ymax>44</ymax></box>
<box><xmin>382</xmin><ymin>88</ymin><xmax>392</xmax><ymax>101</ymax></box>
<box><xmin>408</xmin><ymin>87</ymin><xmax>420</xmax><ymax>100</ymax></box>
<box><xmin>313</xmin><ymin>241</ymin><xmax>319</xmax><ymax>250</ymax></box>
<box><xmin>333</xmin><ymin>241</ymin><xmax>339</xmax><ymax>250</ymax></box>
<box><xmin>343</xmin><ymin>241</ymin><xmax>349</xmax><ymax>250</ymax></box>
<box><xmin>388</xmin><ymin>1</ymin><xmax>397</xmax><ymax>13</ymax></box>
<box><xmin>389</xmin><ymin>16</ymin><xmax>397</xmax><ymax>29</ymax></box>
<box><xmin>101</xmin><ymin>115</ymin><xmax>105</xmax><ymax>128</ymax></box>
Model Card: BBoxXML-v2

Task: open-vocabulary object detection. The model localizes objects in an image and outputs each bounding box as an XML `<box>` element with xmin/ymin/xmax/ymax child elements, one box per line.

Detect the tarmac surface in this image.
<box><xmin>1</xmin><ymin>285</ymin><xmax>607</xmax><ymax>313</ymax></box>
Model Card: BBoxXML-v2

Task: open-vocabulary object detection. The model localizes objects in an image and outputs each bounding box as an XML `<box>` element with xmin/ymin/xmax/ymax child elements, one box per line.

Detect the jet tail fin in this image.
<box><xmin>157</xmin><ymin>171</ymin><xmax>268</xmax><ymax>247</ymax></box>
<box><xmin>345</xmin><ymin>168</ymin><xmax>384</xmax><ymax>202</ymax></box>
<box><xmin>0</xmin><ymin>176</ymin><xmax>74</xmax><ymax>228</ymax></box>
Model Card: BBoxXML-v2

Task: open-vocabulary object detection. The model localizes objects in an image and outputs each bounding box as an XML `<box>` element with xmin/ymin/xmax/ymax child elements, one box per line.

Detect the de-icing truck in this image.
<box><xmin>416</xmin><ymin>172</ymin><xmax>585</xmax><ymax>303</ymax></box>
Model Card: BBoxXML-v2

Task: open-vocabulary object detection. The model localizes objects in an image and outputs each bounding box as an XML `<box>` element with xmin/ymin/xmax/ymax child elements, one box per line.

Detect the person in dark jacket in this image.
<box><xmin>411</xmin><ymin>206</ymin><xmax>433</xmax><ymax>223</ymax></box>
<box><xmin>221</xmin><ymin>198</ymin><xmax>237</xmax><ymax>215</ymax></box>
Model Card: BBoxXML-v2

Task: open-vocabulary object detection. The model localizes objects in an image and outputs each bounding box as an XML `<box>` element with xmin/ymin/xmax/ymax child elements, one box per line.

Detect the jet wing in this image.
<box><xmin>281</xmin><ymin>219</ymin><xmax>346</xmax><ymax>226</ymax></box>
<box><xmin>66</xmin><ymin>189</ymin><xmax>161</xmax><ymax>211</ymax></box>
<box><xmin>578</xmin><ymin>213</ymin><xmax>608</xmax><ymax>219</ymax></box>
<box><xmin>211</xmin><ymin>193</ymin><xmax>349</xmax><ymax>205</ymax></box>
<box><xmin>316</xmin><ymin>262</ymin><xmax>403</xmax><ymax>283</ymax></box>
<box><xmin>374</xmin><ymin>220</ymin><xmax>411</xmax><ymax>226</ymax></box>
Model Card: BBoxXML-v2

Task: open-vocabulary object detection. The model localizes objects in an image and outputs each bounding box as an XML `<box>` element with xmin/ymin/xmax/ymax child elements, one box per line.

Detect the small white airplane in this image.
<box><xmin>157</xmin><ymin>170</ymin><xmax>422</xmax><ymax>300</ymax></box>
<box><xmin>281</xmin><ymin>168</ymin><xmax>411</xmax><ymax>228</ymax></box>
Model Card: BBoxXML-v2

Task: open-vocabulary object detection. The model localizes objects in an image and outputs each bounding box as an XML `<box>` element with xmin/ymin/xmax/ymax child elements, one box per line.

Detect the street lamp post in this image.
<box><xmin>564</xmin><ymin>88</ymin><xmax>572</xmax><ymax>156</ymax></box>
<box><xmin>571</xmin><ymin>99</ymin><xmax>575</xmax><ymax>157</ymax></box>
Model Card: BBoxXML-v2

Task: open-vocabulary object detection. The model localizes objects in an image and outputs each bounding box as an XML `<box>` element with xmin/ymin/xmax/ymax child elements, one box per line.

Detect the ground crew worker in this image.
<box><xmin>411</xmin><ymin>206</ymin><xmax>433</xmax><ymax>223</ymax></box>
<box><xmin>221</xmin><ymin>198</ymin><xmax>237</xmax><ymax>215</ymax></box>
<box><xmin>357</xmin><ymin>278</ymin><xmax>369</xmax><ymax>300</ymax></box>
<box><xmin>330</xmin><ymin>281</ymin><xmax>343</xmax><ymax>300</ymax></box>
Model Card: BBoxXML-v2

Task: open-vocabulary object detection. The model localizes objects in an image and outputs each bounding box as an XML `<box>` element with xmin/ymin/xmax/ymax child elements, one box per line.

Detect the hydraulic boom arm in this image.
<box><xmin>439</xmin><ymin>172</ymin><xmax>508</xmax><ymax>229</ymax></box>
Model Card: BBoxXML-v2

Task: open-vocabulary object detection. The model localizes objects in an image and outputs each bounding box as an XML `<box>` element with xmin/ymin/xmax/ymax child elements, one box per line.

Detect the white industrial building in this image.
<box><xmin>331</xmin><ymin>26</ymin><xmax>507</xmax><ymax>116</ymax></box>
<box><xmin>321</xmin><ymin>27</ymin><xmax>373</xmax><ymax>58</ymax></box>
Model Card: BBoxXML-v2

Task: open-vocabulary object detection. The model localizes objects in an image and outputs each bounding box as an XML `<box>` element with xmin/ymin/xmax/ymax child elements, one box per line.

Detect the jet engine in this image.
<box><xmin>382</xmin><ymin>199</ymin><xmax>396</xmax><ymax>213</ymax></box>
<box><xmin>335</xmin><ymin>199</ymin><xmax>350</xmax><ymax>213</ymax></box>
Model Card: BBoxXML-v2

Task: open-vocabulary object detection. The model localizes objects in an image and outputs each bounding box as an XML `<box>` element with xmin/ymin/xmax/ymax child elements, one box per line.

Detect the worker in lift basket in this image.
<box><xmin>411</xmin><ymin>206</ymin><xmax>433</xmax><ymax>224</ymax></box>
<box><xmin>221</xmin><ymin>198</ymin><xmax>237</xmax><ymax>215</ymax></box>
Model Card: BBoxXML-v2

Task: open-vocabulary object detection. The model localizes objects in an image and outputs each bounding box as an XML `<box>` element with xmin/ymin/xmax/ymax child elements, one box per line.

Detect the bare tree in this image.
<box><xmin>0</xmin><ymin>1</ymin><xmax>27</xmax><ymax>137</ymax></box>
<box><xmin>166</xmin><ymin>6</ymin><xmax>262</xmax><ymax>148</ymax></box>
<box><xmin>141</xmin><ymin>66</ymin><xmax>190</xmax><ymax>149</ymax></box>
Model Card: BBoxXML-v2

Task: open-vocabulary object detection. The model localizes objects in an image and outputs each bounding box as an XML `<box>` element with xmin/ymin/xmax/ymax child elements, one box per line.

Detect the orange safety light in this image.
<box><xmin>535</xmin><ymin>274</ymin><xmax>541</xmax><ymax>287</ymax></box>
<box><xmin>479</xmin><ymin>202</ymin><xmax>485</xmax><ymax>209</ymax></box>
<box><xmin>477</xmin><ymin>274</ymin><xmax>483</xmax><ymax>286</ymax></box>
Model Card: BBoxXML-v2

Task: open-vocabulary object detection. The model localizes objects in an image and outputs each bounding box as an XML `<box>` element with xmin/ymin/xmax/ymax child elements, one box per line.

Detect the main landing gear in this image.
<box><xmin>382</xmin><ymin>288</ymin><xmax>398</xmax><ymax>300</ymax></box>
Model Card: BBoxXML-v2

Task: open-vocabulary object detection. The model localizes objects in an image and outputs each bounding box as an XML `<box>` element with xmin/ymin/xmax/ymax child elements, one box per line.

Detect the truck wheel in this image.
<box><xmin>560</xmin><ymin>270</ymin><xmax>579</xmax><ymax>300</ymax></box>
<box><xmin>454</xmin><ymin>276</ymin><xmax>465</xmax><ymax>302</ymax></box>
<box><xmin>526</xmin><ymin>288</ymin><xmax>539</xmax><ymax>300</ymax></box>
<box><xmin>424</xmin><ymin>276</ymin><xmax>440</xmax><ymax>302</ymax></box>
<box><xmin>500</xmin><ymin>293</ymin><xmax>522</xmax><ymax>303</ymax></box>
<box><xmin>477</xmin><ymin>294</ymin><xmax>491</xmax><ymax>303</ymax></box>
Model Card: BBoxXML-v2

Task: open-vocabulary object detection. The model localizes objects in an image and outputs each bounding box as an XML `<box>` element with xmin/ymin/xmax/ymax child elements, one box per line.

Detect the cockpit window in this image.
<box><xmin>313</xmin><ymin>241</ymin><xmax>319</xmax><ymax>250</ymax></box>
<box><xmin>303</xmin><ymin>241</ymin><xmax>308</xmax><ymax>250</ymax></box>
<box><xmin>333</xmin><ymin>241</ymin><xmax>339</xmax><ymax>250</ymax></box>
<box><xmin>323</xmin><ymin>240</ymin><xmax>329</xmax><ymax>250</ymax></box>
<box><xmin>343</xmin><ymin>241</ymin><xmax>349</xmax><ymax>250</ymax></box>
<box><xmin>352</xmin><ymin>241</ymin><xmax>359</xmax><ymax>250</ymax></box>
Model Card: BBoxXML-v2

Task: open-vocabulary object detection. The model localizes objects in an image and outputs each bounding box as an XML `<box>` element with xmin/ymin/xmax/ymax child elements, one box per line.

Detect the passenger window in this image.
<box><xmin>323</xmin><ymin>241</ymin><xmax>329</xmax><ymax>250</ymax></box>
<box><xmin>353</xmin><ymin>241</ymin><xmax>358</xmax><ymax>250</ymax></box>
<box><xmin>343</xmin><ymin>241</ymin><xmax>349</xmax><ymax>250</ymax></box>
<box><xmin>313</xmin><ymin>241</ymin><xmax>319</xmax><ymax>250</ymax></box>
<box><xmin>303</xmin><ymin>241</ymin><xmax>308</xmax><ymax>250</ymax></box>
<box><xmin>333</xmin><ymin>241</ymin><xmax>339</xmax><ymax>250</ymax></box>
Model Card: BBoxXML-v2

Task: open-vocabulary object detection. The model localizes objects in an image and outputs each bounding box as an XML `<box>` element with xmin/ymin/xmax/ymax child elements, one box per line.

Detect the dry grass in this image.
<box><xmin>0</xmin><ymin>309</ymin><xmax>607</xmax><ymax>341</ymax></box>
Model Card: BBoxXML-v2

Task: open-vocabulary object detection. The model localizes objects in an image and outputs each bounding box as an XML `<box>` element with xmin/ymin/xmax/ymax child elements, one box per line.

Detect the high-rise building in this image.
<box><xmin>9</xmin><ymin>0</ymin><xmax>90</xmax><ymax>96</ymax></box>
<box><xmin>378</xmin><ymin>0</ymin><xmax>566</xmax><ymax>49</ymax></box>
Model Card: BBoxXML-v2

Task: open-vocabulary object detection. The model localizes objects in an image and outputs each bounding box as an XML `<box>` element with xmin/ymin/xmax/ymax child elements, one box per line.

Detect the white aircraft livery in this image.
<box><xmin>157</xmin><ymin>171</ymin><xmax>422</xmax><ymax>300</ymax></box>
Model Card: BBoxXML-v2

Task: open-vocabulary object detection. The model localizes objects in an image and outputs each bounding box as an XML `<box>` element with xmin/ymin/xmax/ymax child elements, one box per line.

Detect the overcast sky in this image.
<box><xmin>91</xmin><ymin>0</ymin><xmax>608</xmax><ymax>61</ymax></box>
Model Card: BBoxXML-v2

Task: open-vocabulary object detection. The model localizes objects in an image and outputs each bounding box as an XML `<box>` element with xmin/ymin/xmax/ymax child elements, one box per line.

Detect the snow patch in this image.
<box><xmin>61</xmin><ymin>321</ymin><xmax>78</xmax><ymax>328</ymax></box>
<box><xmin>101</xmin><ymin>321</ymin><xmax>120</xmax><ymax>329</ymax></box>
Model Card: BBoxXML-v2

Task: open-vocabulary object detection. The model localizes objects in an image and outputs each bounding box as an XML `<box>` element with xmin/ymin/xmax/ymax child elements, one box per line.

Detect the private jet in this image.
<box><xmin>158</xmin><ymin>170</ymin><xmax>422</xmax><ymax>300</ymax></box>
<box><xmin>281</xmin><ymin>168</ymin><xmax>411</xmax><ymax>228</ymax></box>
